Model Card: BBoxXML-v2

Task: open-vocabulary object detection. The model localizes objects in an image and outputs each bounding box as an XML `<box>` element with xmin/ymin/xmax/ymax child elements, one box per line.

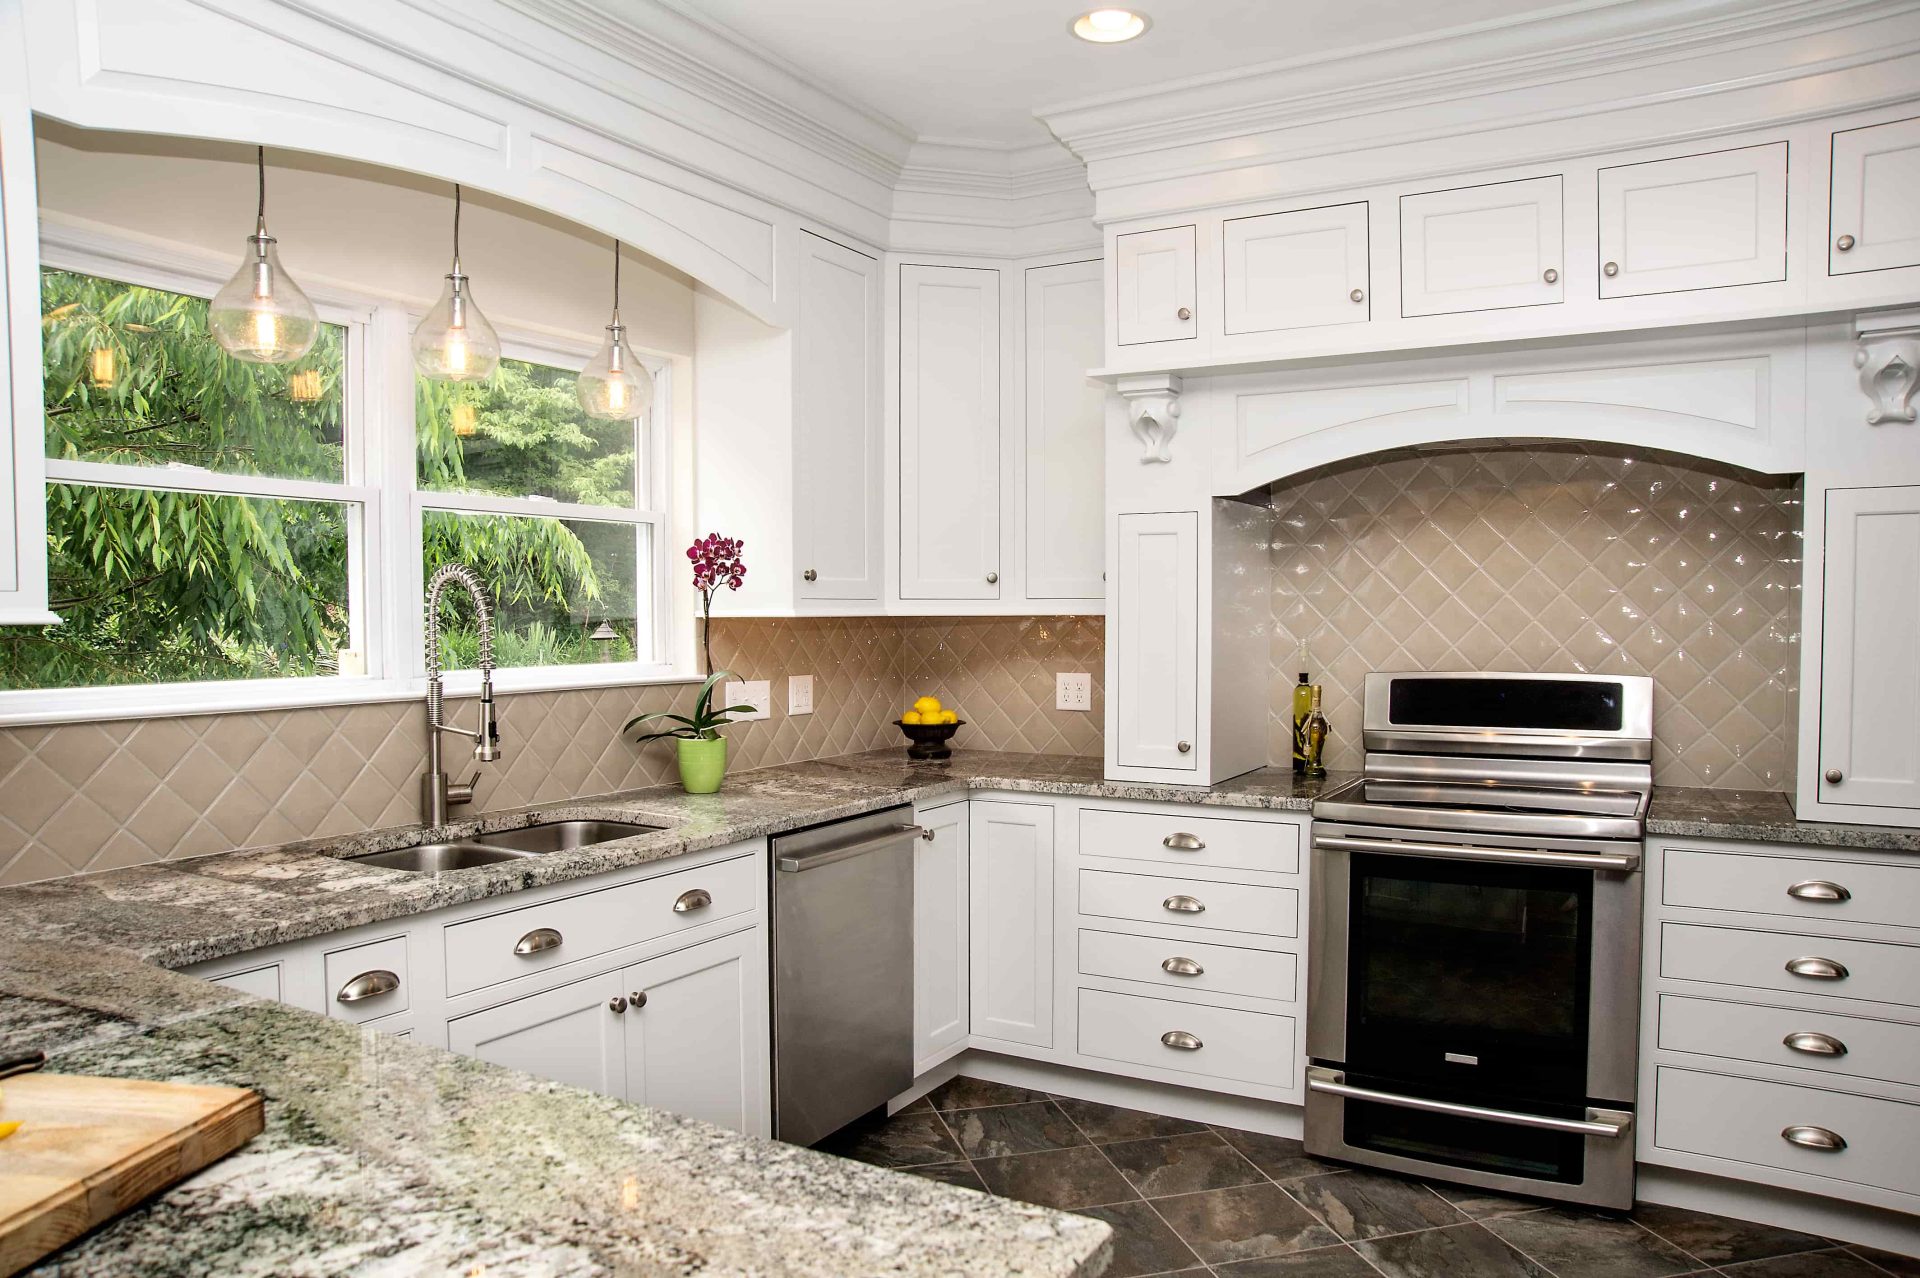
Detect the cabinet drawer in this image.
<box><xmin>1079</xmin><ymin>868</ymin><xmax>1297</xmax><ymax>938</ymax></box>
<box><xmin>1659</xmin><ymin>922</ymin><xmax>1920</xmax><ymax>1009</ymax></box>
<box><xmin>1079</xmin><ymin>988</ymin><xmax>1296</xmax><ymax>1088</ymax></box>
<box><xmin>323</xmin><ymin>934</ymin><xmax>409</xmax><ymax>1023</ymax></box>
<box><xmin>207</xmin><ymin>963</ymin><xmax>282</xmax><ymax>1002</ymax></box>
<box><xmin>1657</xmin><ymin>994</ymin><xmax>1920</xmax><ymax>1090</ymax></box>
<box><xmin>1653</xmin><ymin>1065</ymin><xmax>1920</xmax><ymax>1199</ymax></box>
<box><xmin>1663</xmin><ymin>848</ymin><xmax>1920</xmax><ymax>931</ymax></box>
<box><xmin>444</xmin><ymin>854</ymin><xmax>757</xmax><ymax>997</ymax></box>
<box><xmin>1079</xmin><ymin>928</ymin><xmax>1297</xmax><ymax>1002</ymax></box>
<box><xmin>1080</xmin><ymin>807</ymin><xmax>1300</xmax><ymax>874</ymax></box>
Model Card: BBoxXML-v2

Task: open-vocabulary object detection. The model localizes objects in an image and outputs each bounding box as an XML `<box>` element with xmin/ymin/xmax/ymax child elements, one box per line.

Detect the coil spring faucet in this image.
<box><xmin>421</xmin><ymin>563</ymin><xmax>503</xmax><ymax>826</ymax></box>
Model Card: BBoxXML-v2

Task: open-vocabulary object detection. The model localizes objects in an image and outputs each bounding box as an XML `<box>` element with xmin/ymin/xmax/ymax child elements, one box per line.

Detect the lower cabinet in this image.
<box><xmin>968</xmin><ymin>799</ymin><xmax>1055</xmax><ymax>1048</ymax></box>
<box><xmin>914</xmin><ymin>799</ymin><xmax>970</xmax><ymax>1072</ymax></box>
<box><xmin>448</xmin><ymin>969</ymin><xmax>628</xmax><ymax>1096</ymax></box>
<box><xmin>621</xmin><ymin>929</ymin><xmax>770</xmax><ymax>1136</ymax></box>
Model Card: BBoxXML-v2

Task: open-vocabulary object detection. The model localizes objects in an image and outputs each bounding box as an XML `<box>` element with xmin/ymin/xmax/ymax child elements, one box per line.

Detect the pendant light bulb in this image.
<box><xmin>413</xmin><ymin>184</ymin><xmax>501</xmax><ymax>382</ymax></box>
<box><xmin>208</xmin><ymin>147</ymin><xmax>319</xmax><ymax>364</ymax></box>
<box><xmin>577</xmin><ymin>239</ymin><xmax>653</xmax><ymax>420</ymax></box>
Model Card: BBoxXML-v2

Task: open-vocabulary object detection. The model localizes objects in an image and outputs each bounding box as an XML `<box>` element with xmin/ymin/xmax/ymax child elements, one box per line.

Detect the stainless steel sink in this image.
<box><xmin>346</xmin><ymin>841</ymin><xmax>537</xmax><ymax>872</ymax></box>
<box><xmin>469</xmin><ymin>819</ymin><xmax>663</xmax><ymax>854</ymax></box>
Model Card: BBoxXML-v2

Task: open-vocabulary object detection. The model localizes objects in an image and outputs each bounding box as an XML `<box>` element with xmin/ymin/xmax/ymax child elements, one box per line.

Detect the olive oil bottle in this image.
<box><xmin>1290</xmin><ymin>671</ymin><xmax>1313</xmax><ymax>774</ymax></box>
<box><xmin>1303</xmin><ymin>684</ymin><xmax>1330</xmax><ymax>779</ymax></box>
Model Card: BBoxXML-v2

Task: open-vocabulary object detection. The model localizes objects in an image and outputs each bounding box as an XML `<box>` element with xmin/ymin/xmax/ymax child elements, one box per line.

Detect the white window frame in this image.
<box><xmin>0</xmin><ymin>221</ymin><xmax>687</xmax><ymax>726</ymax></box>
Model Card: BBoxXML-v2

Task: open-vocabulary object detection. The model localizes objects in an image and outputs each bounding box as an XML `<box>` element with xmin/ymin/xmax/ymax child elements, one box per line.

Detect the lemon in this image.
<box><xmin>901</xmin><ymin>711</ymin><xmax>924</xmax><ymax>725</ymax></box>
<box><xmin>939</xmin><ymin>710</ymin><xmax>958</xmax><ymax>724</ymax></box>
<box><xmin>0</xmin><ymin>1120</ymin><xmax>19</xmax><ymax>1141</ymax></box>
<box><xmin>911</xmin><ymin>695</ymin><xmax>943</xmax><ymax>717</ymax></box>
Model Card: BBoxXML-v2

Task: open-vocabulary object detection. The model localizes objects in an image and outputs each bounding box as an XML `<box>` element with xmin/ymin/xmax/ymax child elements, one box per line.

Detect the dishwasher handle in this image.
<box><xmin>776</xmin><ymin>823</ymin><xmax>926</xmax><ymax>873</ymax></box>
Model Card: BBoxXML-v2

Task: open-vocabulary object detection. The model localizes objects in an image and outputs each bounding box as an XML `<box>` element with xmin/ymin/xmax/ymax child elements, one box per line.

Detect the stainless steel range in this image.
<box><xmin>1305</xmin><ymin>671</ymin><xmax>1652</xmax><ymax>1210</ymax></box>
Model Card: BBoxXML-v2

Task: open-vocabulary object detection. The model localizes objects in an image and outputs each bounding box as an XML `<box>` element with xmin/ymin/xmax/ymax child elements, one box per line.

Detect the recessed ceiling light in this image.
<box><xmin>1071</xmin><ymin>8</ymin><xmax>1150</xmax><ymax>43</ymax></box>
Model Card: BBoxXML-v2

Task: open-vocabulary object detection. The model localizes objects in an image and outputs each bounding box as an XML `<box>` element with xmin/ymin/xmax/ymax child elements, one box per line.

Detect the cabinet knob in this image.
<box><xmin>1161</xmin><ymin>956</ymin><xmax>1205</xmax><ymax>977</ymax></box>
<box><xmin>1781</xmin><ymin>1124</ymin><xmax>1846</xmax><ymax>1152</ymax></box>
<box><xmin>514</xmin><ymin>927</ymin><xmax>563</xmax><ymax>956</ymax></box>
<box><xmin>1163</xmin><ymin>893</ymin><xmax>1206</xmax><ymax>914</ymax></box>
<box><xmin>1603</xmin><ymin>261</ymin><xmax>1620</xmax><ymax>277</ymax></box>
<box><xmin>1176</xmin><ymin>306</ymin><xmax>1192</xmax><ymax>320</ymax></box>
<box><xmin>920</xmin><ymin>826</ymin><xmax>937</xmax><ymax>841</ymax></box>
<box><xmin>1787</xmin><ymin>879</ymin><xmax>1850</xmax><ymax>903</ymax></box>
<box><xmin>803</xmin><ymin>568</ymin><xmax>818</xmax><ymax>582</ymax></box>
<box><xmin>1782</xmin><ymin>1031</ymin><xmax>1847</xmax><ymax>1057</ymax></box>
<box><xmin>673</xmin><ymin>888</ymin><xmax>712</xmax><ymax>913</ymax></box>
<box><xmin>1162</xmin><ymin>832</ymin><xmax>1205</xmax><ymax>851</ymax></box>
<box><xmin>609</xmin><ymin>995</ymin><xmax>628</xmax><ymax>1014</ymax></box>
<box><xmin>336</xmin><ymin>970</ymin><xmax>400</xmax><ymax>1004</ymax></box>
<box><xmin>1836</xmin><ymin>234</ymin><xmax>1856</xmax><ymax>252</ymax></box>
<box><xmin>1824</xmin><ymin>768</ymin><xmax>1843</xmax><ymax>785</ymax></box>
<box><xmin>1176</xmin><ymin>740</ymin><xmax>1192</xmax><ymax>754</ymax></box>
<box><xmin>629</xmin><ymin>990</ymin><xmax>648</xmax><ymax>1010</ymax></box>
<box><xmin>1349</xmin><ymin>288</ymin><xmax>1365</xmax><ymax>303</ymax></box>
<box><xmin>1785</xmin><ymin>955</ymin><xmax>1848</xmax><ymax>981</ymax></box>
<box><xmin>986</xmin><ymin>571</ymin><xmax>999</xmax><ymax>584</ymax></box>
<box><xmin>1542</xmin><ymin>268</ymin><xmax>1559</xmax><ymax>284</ymax></box>
<box><xmin>1161</xmin><ymin>1030</ymin><xmax>1203</xmax><ymax>1051</ymax></box>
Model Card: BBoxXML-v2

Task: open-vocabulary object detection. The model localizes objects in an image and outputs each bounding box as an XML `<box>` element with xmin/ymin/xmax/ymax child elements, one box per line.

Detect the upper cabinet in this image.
<box><xmin>1224</xmin><ymin>203</ymin><xmax>1370</xmax><ymax>334</ymax></box>
<box><xmin>1830</xmin><ymin>116</ymin><xmax>1920</xmax><ymax>276</ymax></box>
<box><xmin>898</xmin><ymin>264</ymin><xmax>1001</xmax><ymax>600</ymax></box>
<box><xmin>1112</xmin><ymin>511</ymin><xmax>1197</xmax><ymax>774</ymax></box>
<box><xmin>793</xmin><ymin>232</ymin><xmax>882</xmax><ymax>601</ymax></box>
<box><xmin>1399</xmin><ymin>175</ymin><xmax>1564</xmax><ymax>317</ymax></box>
<box><xmin>1115</xmin><ymin>225</ymin><xmax>1196</xmax><ymax>345</ymax></box>
<box><xmin>0</xmin><ymin>9</ymin><xmax>53</xmax><ymax>627</ymax></box>
<box><xmin>1022</xmin><ymin>260</ymin><xmax>1105</xmax><ymax>600</ymax></box>
<box><xmin>1597</xmin><ymin>143</ymin><xmax>1786</xmax><ymax>298</ymax></box>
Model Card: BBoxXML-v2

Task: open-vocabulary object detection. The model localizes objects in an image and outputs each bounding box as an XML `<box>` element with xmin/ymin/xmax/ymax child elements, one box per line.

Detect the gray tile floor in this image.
<box><xmin>812</xmin><ymin>1077</ymin><xmax>1920</xmax><ymax>1278</ymax></box>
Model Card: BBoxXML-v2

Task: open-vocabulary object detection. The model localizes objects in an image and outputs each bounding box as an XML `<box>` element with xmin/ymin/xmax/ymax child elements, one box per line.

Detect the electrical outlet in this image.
<box><xmin>724</xmin><ymin>679</ymin><xmax>771</xmax><ymax>721</ymax></box>
<box><xmin>1056</xmin><ymin>672</ymin><xmax>1093</xmax><ymax>711</ymax></box>
<box><xmin>788</xmin><ymin>674</ymin><xmax>814</xmax><ymax>716</ymax></box>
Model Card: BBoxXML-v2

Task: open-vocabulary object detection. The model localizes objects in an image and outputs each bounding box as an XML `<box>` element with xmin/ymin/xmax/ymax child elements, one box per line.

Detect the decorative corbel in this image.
<box><xmin>1117</xmin><ymin>373</ymin><xmax>1183</xmax><ymax>463</ymax></box>
<box><xmin>1854</xmin><ymin>307</ymin><xmax>1920</xmax><ymax>427</ymax></box>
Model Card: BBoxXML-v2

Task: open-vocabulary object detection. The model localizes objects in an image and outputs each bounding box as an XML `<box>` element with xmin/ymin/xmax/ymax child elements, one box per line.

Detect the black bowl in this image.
<box><xmin>895</xmin><ymin>719</ymin><xmax>963</xmax><ymax>760</ymax></box>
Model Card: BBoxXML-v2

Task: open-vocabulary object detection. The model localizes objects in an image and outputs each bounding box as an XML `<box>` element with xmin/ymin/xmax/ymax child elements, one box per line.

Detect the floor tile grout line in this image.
<box><xmin>1844</xmin><ymin>1244</ymin><xmax>1916</xmax><ymax>1278</ymax></box>
<box><xmin>1473</xmin><ymin>1217</ymin><xmax>1571</xmax><ymax>1278</ymax></box>
<box><xmin>1624</xmin><ymin>1213</ymin><xmax>1719</xmax><ymax>1272</ymax></box>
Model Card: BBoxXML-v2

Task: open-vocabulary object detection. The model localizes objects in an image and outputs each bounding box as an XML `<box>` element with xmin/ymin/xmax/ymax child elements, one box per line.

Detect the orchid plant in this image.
<box><xmin>625</xmin><ymin>670</ymin><xmax>755</xmax><ymax>744</ymax></box>
<box><xmin>687</xmin><ymin>532</ymin><xmax>745</xmax><ymax>675</ymax></box>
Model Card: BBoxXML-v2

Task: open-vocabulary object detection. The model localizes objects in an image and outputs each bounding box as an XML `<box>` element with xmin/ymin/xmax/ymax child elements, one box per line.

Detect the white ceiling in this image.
<box><xmin>661</xmin><ymin>0</ymin><xmax>1632</xmax><ymax>148</ymax></box>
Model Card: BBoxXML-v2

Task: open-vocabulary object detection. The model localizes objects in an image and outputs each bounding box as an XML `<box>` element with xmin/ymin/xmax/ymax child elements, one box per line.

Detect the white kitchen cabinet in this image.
<box><xmin>1399</xmin><ymin>175</ymin><xmax>1564</xmax><ymax>317</ymax></box>
<box><xmin>898</xmin><ymin>263</ymin><xmax>1000</xmax><ymax>599</ymax></box>
<box><xmin>1115</xmin><ymin>225</ymin><xmax>1197</xmax><ymax>345</ymax></box>
<box><xmin>1818</xmin><ymin>485</ymin><xmax>1920</xmax><ymax>811</ymax></box>
<box><xmin>0</xmin><ymin>6</ymin><xmax>52</xmax><ymax>626</ymax></box>
<box><xmin>793</xmin><ymin>231</ymin><xmax>881</xmax><ymax>600</ymax></box>
<box><xmin>914</xmin><ymin>799</ymin><xmax>970</xmax><ymax>1072</ymax></box>
<box><xmin>447</xmin><ymin>970</ymin><xmax>629</xmax><ymax>1096</ymax></box>
<box><xmin>620</xmin><ymin>928</ymin><xmax>770</xmax><ymax>1137</ymax></box>
<box><xmin>1598</xmin><ymin>143</ymin><xmax>1787</xmax><ymax>298</ymax></box>
<box><xmin>1830</xmin><ymin>116</ymin><xmax>1920</xmax><ymax>276</ymax></box>
<box><xmin>969</xmin><ymin>799</ymin><xmax>1054</xmax><ymax>1048</ymax></box>
<box><xmin>1223</xmin><ymin>202</ymin><xmax>1370</xmax><ymax>334</ymax></box>
<box><xmin>1112</xmin><ymin>511</ymin><xmax>1198</xmax><ymax>772</ymax></box>
<box><xmin>1021</xmin><ymin>259</ymin><xmax>1105</xmax><ymax>599</ymax></box>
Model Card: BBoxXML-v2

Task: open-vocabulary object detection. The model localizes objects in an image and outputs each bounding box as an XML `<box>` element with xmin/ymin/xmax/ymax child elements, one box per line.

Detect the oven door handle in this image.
<box><xmin>1307</xmin><ymin>1073</ymin><xmax>1631</xmax><ymax>1138</ymax></box>
<box><xmin>1312</xmin><ymin>833</ymin><xmax>1640</xmax><ymax>872</ymax></box>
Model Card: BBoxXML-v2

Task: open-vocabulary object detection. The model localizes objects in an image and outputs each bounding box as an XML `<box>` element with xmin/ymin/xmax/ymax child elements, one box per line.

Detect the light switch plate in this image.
<box><xmin>725</xmin><ymin>679</ymin><xmax>771</xmax><ymax>721</ymax></box>
<box><xmin>788</xmin><ymin>674</ymin><xmax>814</xmax><ymax>716</ymax></box>
<box><xmin>1056</xmin><ymin>672</ymin><xmax>1093</xmax><ymax>711</ymax></box>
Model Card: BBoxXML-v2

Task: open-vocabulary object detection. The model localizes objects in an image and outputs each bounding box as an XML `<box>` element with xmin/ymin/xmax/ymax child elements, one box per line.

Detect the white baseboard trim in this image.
<box><xmin>1638</xmin><ymin>1167</ymin><xmax>1920</xmax><ymax>1259</ymax></box>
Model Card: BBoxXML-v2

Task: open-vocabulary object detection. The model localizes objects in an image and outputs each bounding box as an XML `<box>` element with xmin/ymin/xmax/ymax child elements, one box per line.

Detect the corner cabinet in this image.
<box><xmin>793</xmin><ymin>231</ymin><xmax>883</xmax><ymax>601</ymax></box>
<box><xmin>1021</xmin><ymin>259</ymin><xmax>1106</xmax><ymax>600</ymax></box>
<box><xmin>1830</xmin><ymin>116</ymin><xmax>1920</xmax><ymax>275</ymax></box>
<box><xmin>0</xmin><ymin>7</ymin><xmax>53</xmax><ymax>626</ymax></box>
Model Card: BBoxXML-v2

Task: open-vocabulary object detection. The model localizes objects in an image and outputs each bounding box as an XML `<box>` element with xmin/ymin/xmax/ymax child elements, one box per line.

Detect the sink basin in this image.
<box><xmin>469</xmin><ymin>819</ymin><xmax>663</xmax><ymax>855</ymax></box>
<box><xmin>347</xmin><ymin>841</ymin><xmax>536</xmax><ymax>872</ymax></box>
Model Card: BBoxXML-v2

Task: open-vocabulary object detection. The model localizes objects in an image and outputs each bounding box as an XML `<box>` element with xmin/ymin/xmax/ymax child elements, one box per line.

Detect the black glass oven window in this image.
<box><xmin>1347</xmin><ymin>853</ymin><xmax>1593</xmax><ymax>1104</ymax></box>
<box><xmin>1388</xmin><ymin>678</ymin><xmax>1624</xmax><ymax>732</ymax></box>
<box><xmin>1341</xmin><ymin>1081</ymin><xmax>1586</xmax><ymax>1184</ymax></box>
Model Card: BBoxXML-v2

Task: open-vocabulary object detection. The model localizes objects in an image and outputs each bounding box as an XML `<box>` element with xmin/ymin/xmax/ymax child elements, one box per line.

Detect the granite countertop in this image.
<box><xmin>1648</xmin><ymin>785</ymin><xmax>1920</xmax><ymax>853</ymax></box>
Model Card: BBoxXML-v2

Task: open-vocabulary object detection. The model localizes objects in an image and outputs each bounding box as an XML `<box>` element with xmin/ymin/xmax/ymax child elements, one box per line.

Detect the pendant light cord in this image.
<box><xmin>452</xmin><ymin>184</ymin><xmax>463</xmax><ymax>271</ymax></box>
<box><xmin>612</xmin><ymin>239</ymin><xmax>622</xmax><ymax>319</ymax></box>
<box><xmin>255</xmin><ymin>146</ymin><xmax>267</xmax><ymax>231</ymax></box>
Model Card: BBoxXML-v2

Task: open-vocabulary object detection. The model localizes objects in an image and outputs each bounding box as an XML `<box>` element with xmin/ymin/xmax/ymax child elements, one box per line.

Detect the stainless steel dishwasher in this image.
<box><xmin>771</xmin><ymin>805</ymin><xmax>920</xmax><ymax>1146</ymax></box>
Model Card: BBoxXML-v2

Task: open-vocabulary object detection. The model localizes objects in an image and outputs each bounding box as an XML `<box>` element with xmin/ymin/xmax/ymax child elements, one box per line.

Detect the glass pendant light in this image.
<box><xmin>413</xmin><ymin>184</ymin><xmax>501</xmax><ymax>382</ymax></box>
<box><xmin>208</xmin><ymin>146</ymin><xmax>319</xmax><ymax>364</ymax></box>
<box><xmin>576</xmin><ymin>239</ymin><xmax>653</xmax><ymax>420</ymax></box>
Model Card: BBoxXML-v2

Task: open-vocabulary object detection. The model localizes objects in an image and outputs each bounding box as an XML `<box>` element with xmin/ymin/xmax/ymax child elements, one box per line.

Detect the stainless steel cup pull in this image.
<box><xmin>1161</xmin><ymin>956</ymin><xmax>1204</xmax><ymax>976</ymax></box>
<box><xmin>1161</xmin><ymin>1030</ymin><xmax>1203</xmax><ymax>1051</ymax></box>
<box><xmin>1787</xmin><ymin>879</ymin><xmax>1850</xmax><ymax>903</ymax></box>
<box><xmin>336</xmin><ymin>969</ymin><xmax>400</xmax><ymax>1003</ymax></box>
<box><xmin>629</xmin><ymin>990</ymin><xmax>648</xmax><ymax>1010</ymax></box>
<box><xmin>1782</xmin><ymin>1124</ymin><xmax>1846</xmax><ymax>1152</ymax></box>
<box><xmin>1785</xmin><ymin>955</ymin><xmax>1848</xmax><ymax>981</ymax></box>
<box><xmin>1162</xmin><ymin>832</ymin><xmax>1206</xmax><ymax>851</ymax></box>
<box><xmin>673</xmin><ymin>888</ymin><xmax>713</xmax><ymax>913</ymax></box>
<box><xmin>1162</xmin><ymin>894</ymin><xmax>1206</xmax><ymax>914</ymax></box>
<box><xmin>514</xmin><ymin>927</ymin><xmax>563</xmax><ymax>956</ymax></box>
<box><xmin>1783</xmin><ymin>1031</ymin><xmax>1847</xmax><ymax>1057</ymax></box>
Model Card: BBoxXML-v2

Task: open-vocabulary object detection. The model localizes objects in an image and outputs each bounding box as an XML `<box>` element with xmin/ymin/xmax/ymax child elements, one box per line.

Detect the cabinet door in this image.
<box><xmin>0</xmin><ymin>5</ymin><xmax>52</xmax><ymax>625</ymax></box>
<box><xmin>622</xmin><ymin>929</ymin><xmax>770</xmax><ymax>1137</ymax></box>
<box><xmin>969</xmin><ymin>800</ymin><xmax>1054</xmax><ymax>1048</ymax></box>
<box><xmin>914</xmin><ymin>801</ymin><xmax>970</xmax><ymax>1071</ymax></box>
<box><xmin>1598</xmin><ymin>143</ymin><xmax>1786</xmax><ymax>298</ymax></box>
<box><xmin>1400</xmin><ymin>175</ymin><xmax>1563</xmax><ymax>317</ymax></box>
<box><xmin>794</xmin><ymin>232</ymin><xmax>881</xmax><ymax>600</ymax></box>
<box><xmin>899</xmin><ymin>264</ymin><xmax>1000</xmax><ymax>599</ymax></box>
<box><xmin>447</xmin><ymin>971</ymin><xmax>627</xmax><ymax>1097</ymax></box>
<box><xmin>1022</xmin><ymin>259</ymin><xmax>1105</xmax><ymax>599</ymax></box>
<box><xmin>1114</xmin><ymin>512</ymin><xmax>1198</xmax><ymax>771</ymax></box>
<box><xmin>1831</xmin><ymin>116</ymin><xmax>1920</xmax><ymax>275</ymax></box>
<box><xmin>1115</xmin><ymin>225</ymin><xmax>1196</xmax><ymax>345</ymax></box>
<box><xmin>1224</xmin><ymin>202</ymin><xmax>1370</xmax><ymax>334</ymax></box>
<box><xmin>1819</xmin><ymin>486</ymin><xmax>1920</xmax><ymax>810</ymax></box>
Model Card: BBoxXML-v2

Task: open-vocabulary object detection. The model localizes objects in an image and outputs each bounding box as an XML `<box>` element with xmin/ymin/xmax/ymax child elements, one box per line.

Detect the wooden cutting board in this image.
<box><xmin>0</xmin><ymin>1074</ymin><xmax>264</xmax><ymax>1277</ymax></box>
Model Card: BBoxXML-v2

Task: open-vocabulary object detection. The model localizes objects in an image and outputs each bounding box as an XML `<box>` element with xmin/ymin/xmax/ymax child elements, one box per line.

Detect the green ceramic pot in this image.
<box><xmin>676</xmin><ymin>735</ymin><xmax>728</xmax><ymax>794</ymax></box>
